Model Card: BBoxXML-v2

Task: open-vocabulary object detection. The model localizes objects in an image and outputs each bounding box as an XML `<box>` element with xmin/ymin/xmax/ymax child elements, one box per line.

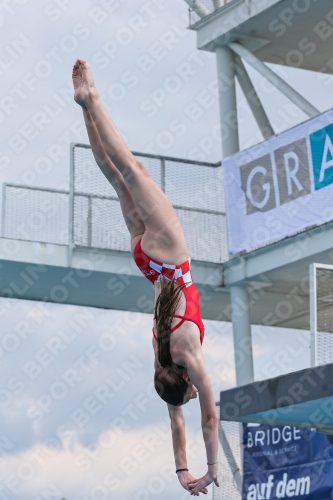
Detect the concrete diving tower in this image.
<box><xmin>184</xmin><ymin>0</ymin><xmax>333</xmax><ymax>386</ymax></box>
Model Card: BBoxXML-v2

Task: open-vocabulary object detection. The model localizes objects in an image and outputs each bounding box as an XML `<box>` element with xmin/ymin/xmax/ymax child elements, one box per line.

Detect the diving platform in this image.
<box><xmin>0</xmin><ymin>237</ymin><xmax>225</xmax><ymax>317</ymax></box>
<box><xmin>1</xmin><ymin>215</ymin><xmax>333</xmax><ymax>325</ymax></box>
<box><xmin>219</xmin><ymin>362</ymin><xmax>333</xmax><ymax>434</ymax></box>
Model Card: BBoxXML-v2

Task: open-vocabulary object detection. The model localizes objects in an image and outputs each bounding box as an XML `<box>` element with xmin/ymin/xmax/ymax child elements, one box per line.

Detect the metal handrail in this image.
<box><xmin>72</xmin><ymin>142</ymin><xmax>221</xmax><ymax>167</ymax></box>
<box><xmin>2</xmin><ymin>183</ymin><xmax>69</xmax><ymax>194</ymax></box>
<box><xmin>74</xmin><ymin>192</ymin><xmax>225</xmax><ymax>216</ymax></box>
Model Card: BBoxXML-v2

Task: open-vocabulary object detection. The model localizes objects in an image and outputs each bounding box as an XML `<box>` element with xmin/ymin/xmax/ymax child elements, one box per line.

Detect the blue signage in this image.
<box><xmin>310</xmin><ymin>123</ymin><xmax>333</xmax><ymax>191</ymax></box>
<box><xmin>243</xmin><ymin>423</ymin><xmax>333</xmax><ymax>500</ymax></box>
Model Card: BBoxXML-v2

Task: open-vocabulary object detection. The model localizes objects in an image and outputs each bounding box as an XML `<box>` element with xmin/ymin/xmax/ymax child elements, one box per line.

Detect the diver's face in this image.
<box><xmin>183</xmin><ymin>374</ymin><xmax>198</xmax><ymax>404</ymax></box>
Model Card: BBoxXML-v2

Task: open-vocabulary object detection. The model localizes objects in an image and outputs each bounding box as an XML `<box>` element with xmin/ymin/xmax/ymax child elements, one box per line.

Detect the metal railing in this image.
<box><xmin>2</xmin><ymin>144</ymin><xmax>228</xmax><ymax>264</ymax></box>
<box><xmin>188</xmin><ymin>0</ymin><xmax>238</xmax><ymax>27</ymax></box>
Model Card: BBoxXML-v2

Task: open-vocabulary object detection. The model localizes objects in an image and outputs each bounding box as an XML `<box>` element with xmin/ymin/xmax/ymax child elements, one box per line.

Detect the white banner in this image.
<box><xmin>223</xmin><ymin>108</ymin><xmax>333</xmax><ymax>255</ymax></box>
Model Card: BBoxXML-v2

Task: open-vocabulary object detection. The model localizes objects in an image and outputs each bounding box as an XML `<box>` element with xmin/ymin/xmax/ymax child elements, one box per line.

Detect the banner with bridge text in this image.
<box><xmin>223</xmin><ymin>108</ymin><xmax>333</xmax><ymax>255</ymax></box>
<box><xmin>242</xmin><ymin>423</ymin><xmax>333</xmax><ymax>500</ymax></box>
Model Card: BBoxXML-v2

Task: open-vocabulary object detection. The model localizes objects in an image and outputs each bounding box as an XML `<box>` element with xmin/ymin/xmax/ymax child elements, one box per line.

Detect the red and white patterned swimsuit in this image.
<box><xmin>133</xmin><ymin>239</ymin><xmax>205</xmax><ymax>344</ymax></box>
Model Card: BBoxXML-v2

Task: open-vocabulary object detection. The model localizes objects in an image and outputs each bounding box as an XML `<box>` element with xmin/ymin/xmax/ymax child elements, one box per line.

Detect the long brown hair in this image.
<box><xmin>154</xmin><ymin>278</ymin><xmax>189</xmax><ymax>406</ymax></box>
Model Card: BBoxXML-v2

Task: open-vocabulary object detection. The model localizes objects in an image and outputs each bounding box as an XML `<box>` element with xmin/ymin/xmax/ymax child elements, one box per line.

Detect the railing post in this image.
<box><xmin>309</xmin><ymin>263</ymin><xmax>317</xmax><ymax>367</ymax></box>
<box><xmin>1</xmin><ymin>183</ymin><xmax>7</xmax><ymax>238</ymax></box>
<box><xmin>87</xmin><ymin>196</ymin><xmax>92</xmax><ymax>247</ymax></box>
<box><xmin>161</xmin><ymin>158</ymin><xmax>166</xmax><ymax>193</ymax></box>
<box><xmin>68</xmin><ymin>143</ymin><xmax>75</xmax><ymax>266</ymax></box>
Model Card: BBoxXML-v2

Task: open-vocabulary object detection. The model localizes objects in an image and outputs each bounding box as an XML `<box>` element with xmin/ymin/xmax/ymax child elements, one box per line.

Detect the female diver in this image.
<box><xmin>72</xmin><ymin>59</ymin><xmax>219</xmax><ymax>496</ymax></box>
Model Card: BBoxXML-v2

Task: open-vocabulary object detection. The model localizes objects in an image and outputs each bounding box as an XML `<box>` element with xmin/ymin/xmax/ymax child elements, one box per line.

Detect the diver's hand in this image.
<box><xmin>177</xmin><ymin>471</ymin><xmax>208</xmax><ymax>496</ymax></box>
<box><xmin>188</xmin><ymin>470</ymin><xmax>219</xmax><ymax>496</ymax></box>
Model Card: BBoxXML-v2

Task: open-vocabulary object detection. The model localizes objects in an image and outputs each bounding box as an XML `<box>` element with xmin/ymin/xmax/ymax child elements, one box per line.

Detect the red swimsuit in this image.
<box><xmin>133</xmin><ymin>239</ymin><xmax>205</xmax><ymax>344</ymax></box>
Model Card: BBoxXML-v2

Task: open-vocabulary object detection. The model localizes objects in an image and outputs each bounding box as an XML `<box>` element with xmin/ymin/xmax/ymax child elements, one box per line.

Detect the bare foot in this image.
<box><xmin>72</xmin><ymin>59</ymin><xmax>97</xmax><ymax>107</ymax></box>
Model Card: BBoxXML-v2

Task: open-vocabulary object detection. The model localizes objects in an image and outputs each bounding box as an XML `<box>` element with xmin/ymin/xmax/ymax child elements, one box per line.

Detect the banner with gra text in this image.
<box><xmin>223</xmin><ymin>108</ymin><xmax>333</xmax><ymax>255</ymax></box>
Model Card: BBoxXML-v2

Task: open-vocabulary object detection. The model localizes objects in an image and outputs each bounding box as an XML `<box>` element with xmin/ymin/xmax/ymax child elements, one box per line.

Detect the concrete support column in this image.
<box><xmin>215</xmin><ymin>46</ymin><xmax>239</xmax><ymax>158</ymax></box>
<box><xmin>216</xmin><ymin>46</ymin><xmax>253</xmax><ymax>385</ymax></box>
<box><xmin>230</xmin><ymin>284</ymin><xmax>254</xmax><ymax>386</ymax></box>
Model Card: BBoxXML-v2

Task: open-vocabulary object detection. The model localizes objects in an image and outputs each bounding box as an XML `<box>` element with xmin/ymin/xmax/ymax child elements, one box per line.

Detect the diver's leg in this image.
<box><xmin>82</xmin><ymin>107</ymin><xmax>145</xmax><ymax>252</ymax></box>
<box><xmin>73</xmin><ymin>59</ymin><xmax>188</xmax><ymax>263</ymax></box>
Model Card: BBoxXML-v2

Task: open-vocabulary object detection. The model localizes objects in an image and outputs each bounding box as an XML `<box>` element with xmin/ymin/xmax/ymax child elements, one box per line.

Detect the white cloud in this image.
<box><xmin>0</xmin><ymin>418</ymin><xmax>213</xmax><ymax>500</ymax></box>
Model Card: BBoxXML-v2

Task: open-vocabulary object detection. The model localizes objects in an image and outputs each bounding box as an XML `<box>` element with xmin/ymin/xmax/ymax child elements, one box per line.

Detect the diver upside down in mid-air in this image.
<box><xmin>72</xmin><ymin>58</ymin><xmax>219</xmax><ymax>496</ymax></box>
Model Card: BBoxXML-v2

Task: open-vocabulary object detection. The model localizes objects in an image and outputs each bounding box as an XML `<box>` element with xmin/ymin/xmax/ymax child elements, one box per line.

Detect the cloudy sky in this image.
<box><xmin>1</xmin><ymin>0</ymin><xmax>332</xmax><ymax>499</ymax></box>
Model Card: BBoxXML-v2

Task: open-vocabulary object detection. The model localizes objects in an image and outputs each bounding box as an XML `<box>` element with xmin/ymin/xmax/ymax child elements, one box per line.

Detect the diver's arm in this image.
<box><xmin>152</xmin><ymin>340</ymin><xmax>208</xmax><ymax>495</ymax></box>
<box><xmin>152</xmin><ymin>339</ymin><xmax>188</xmax><ymax>470</ymax></box>
<box><xmin>167</xmin><ymin>404</ymin><xmax>187</xmax><ymax>470</ymax></box>
<box><xmin>185</xmin><ymin>352</ymin><xmax>220</xmax><ymax>496</ymax></box>
<box><xmin>167</xmin><ymin>404</ymin><xmax>208</xmax><ymax>495</ymax></box>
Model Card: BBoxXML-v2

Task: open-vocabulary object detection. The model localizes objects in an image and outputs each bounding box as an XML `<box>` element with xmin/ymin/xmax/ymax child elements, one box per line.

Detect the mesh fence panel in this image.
<box><xmin>73</xmin><ymin>146</ymin><xmax>116</xmax><ymax>197</ymax></box>
<box><xmin>165</xmin><ymin>160</ymin><xmax>225</xmax><ymax>212</ymax></box>
<box><xmin>72</xmin><ymin>145</ymin><xmax>228</xmax><ymax>263</ymax></box>
<box><xmin>316</xmin><ymin>268</ymin><xmax>333</xmax><ymax>365</ymax></box>
<box><xmin>213</xmin><ymin>409</ymin><xmax>243</xmax><ymax>500</ymax></box>
<box><xmin>91</xmin><ymin>198</ymin><xmax>131</xmax><ymax>252</ymax></box>
<box><xmin>73</xmin><ymin>195</ymin><xmax>89</xmax><ymax>246</ymax></box>
<box><xmin>3</xmin><ymin>186</ymin><xmax>69</xmax><ymax>245</ymax></box>
<box><xmin>176</xmin><ymin>209</ymin><xmax>228</xmax><ymax>263</ymax></box>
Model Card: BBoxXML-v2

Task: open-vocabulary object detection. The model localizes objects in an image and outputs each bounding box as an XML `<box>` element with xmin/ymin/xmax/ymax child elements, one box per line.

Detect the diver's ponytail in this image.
<box><xmin>154</xmin><ymin>278</ymin><xmax>184</xmax><ymax>366</ymax></box>
<box><xmin>154</xmin><ymin>279</ymin><xmax>189</xmax><ymax>406</ymax></box>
